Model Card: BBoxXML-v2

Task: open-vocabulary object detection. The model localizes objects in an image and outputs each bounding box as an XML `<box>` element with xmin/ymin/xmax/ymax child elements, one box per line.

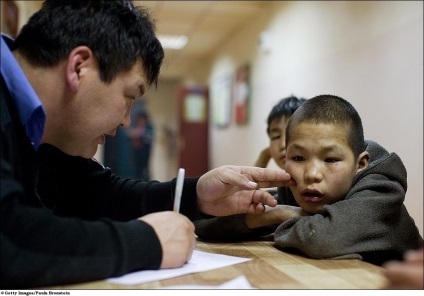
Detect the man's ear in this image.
<box><xmin>356</xmin><ymin>151</ymin><xmax>370</xmax><ymax>174</ymax></box>
<box><xmin>65</xmin><ymin>46</ymin><xmax>93</xmax><ymax>93</ymax></box>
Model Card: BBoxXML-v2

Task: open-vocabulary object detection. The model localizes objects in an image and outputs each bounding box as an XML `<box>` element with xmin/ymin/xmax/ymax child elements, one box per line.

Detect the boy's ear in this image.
<box><xmin>65</xmin><ymin>46</ymin><xmax>94</xmax><ymax>93</ymax></box>
<box><xmin>356</xmin><ymin>151</ymin><xmax>370</xmax><ymax>173</ymax></box>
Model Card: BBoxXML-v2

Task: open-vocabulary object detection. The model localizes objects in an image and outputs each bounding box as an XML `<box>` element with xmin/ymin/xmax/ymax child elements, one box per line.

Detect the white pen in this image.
<box><xmin>173</xmin><ymin>168</ymin><xmax>185</xmax><ymax>212</ymax></box>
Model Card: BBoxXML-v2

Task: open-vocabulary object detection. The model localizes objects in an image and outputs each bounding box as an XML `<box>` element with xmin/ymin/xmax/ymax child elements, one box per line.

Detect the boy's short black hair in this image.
<box><xmin>266</xmin><ymin>96</ymin><xmax>306</xmax><ymax>134</ymax></box>
<box><xmin>285</xmin><ymin>94</ymin><xmax>366</xmax><ymax>157</ymax></box>
<box><xmin>13</xmin><ymin>0</ymin><xmax>164</xmax><ymax>86</ymax></box>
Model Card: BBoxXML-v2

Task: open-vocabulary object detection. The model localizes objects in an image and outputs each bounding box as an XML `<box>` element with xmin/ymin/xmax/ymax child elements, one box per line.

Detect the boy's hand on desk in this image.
<box><xmin>139</xmin><ymin>211</ymin><xmax>196</xmax><ymax>269</ymax></box>
<box><xmin>245</xmin><ymin>205</ymin><xmax>307</xmax><ymax>229</ymax></box>
<box><xmin>196</xmin><ymin>165</ymin><xmax>295</xmax><ymax>216</ymax></box>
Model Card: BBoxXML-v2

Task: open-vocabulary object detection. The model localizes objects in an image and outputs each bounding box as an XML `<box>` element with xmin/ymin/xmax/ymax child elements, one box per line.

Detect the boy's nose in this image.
<box><xmin>304</xmin><ymin>162</ymin><xmax>323</xmax><ymax>183</ymax></box>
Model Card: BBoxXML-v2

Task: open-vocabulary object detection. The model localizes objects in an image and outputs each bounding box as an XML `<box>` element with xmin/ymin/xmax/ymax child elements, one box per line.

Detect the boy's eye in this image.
<box><xmin>324</xmin><ymin>158</ymin><xmax>339</xmax><ymax>163</ymax></box>
<box><xmin>292</xmin><ymin>156</ymin><xmax>304</xmax><ymax>161</ymax></box>
<box><xmin>270</xmin><ymin>135</ymin><xmax>281</xmax><ymax>141</ymax></box>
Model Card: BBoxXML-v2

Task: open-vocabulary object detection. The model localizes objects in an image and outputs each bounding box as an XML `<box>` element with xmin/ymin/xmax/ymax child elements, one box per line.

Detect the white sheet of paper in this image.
<box><xmin>162</xmin><ymin>275</ymin><xmax>256</xmax><ymax>289</ymax></box>
<box><xmin>107</xmin><ymin>250</ymin><xmax>252</xmax><ymax>286</ymax></box>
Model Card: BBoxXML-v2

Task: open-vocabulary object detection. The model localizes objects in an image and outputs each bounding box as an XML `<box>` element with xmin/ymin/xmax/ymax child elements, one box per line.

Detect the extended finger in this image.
<box><xmin>251</xmin><ymin>190</ymin><xmax>278</xmax><ymax>208</ymax></box>
<box><xmin>218</xmin><ymin>166</ymin><xmax>259</xmax><ymax>189</ymax></box>
<box><xmin>246</xmin><ymin>202</ymin><xmax>266</xmax><ymax>214</ymax></box>
<box><xmin>231</xmin><ymin>166</ymin><xmax>295</xmax><ymax>189</ymax></box>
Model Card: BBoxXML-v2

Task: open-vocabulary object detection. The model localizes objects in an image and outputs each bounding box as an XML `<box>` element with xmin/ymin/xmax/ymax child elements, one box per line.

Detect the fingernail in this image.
<box><xmin>247</xmin><ymin>181</ymin><xmax>257</xmax><ymax>188</ymax></box>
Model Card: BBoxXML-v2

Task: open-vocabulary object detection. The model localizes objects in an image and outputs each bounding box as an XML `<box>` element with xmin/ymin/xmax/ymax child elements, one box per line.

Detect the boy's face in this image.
<box><xmin>285</xmin><ymin>122</ymin><xmax>368</xmax><ymax>214</ymax></box>
<box><xmin>268</xmin><ymin>116</ymin><xmax>290</xmax><ymax>169</ymax></box>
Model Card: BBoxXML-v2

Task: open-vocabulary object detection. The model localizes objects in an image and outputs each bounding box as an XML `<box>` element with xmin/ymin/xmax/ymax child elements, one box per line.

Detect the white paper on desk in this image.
<box><xmin>163</xmin><ymin>275</ymin><xmax>255</xmax><ymax>289</ymax></box>
<box><xmin>107</xmin><ymin>250</ymin><xmax>252</xmax><ymax>286</ymax></box>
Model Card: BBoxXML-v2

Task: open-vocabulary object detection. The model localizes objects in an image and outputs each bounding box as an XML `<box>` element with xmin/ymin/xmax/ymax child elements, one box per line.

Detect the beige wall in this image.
<box><xmin>0</xmin><ymin>1</ymin><xmax>42</xmax><ymax>35</ymax></box>
<box><xmin>208</xmin><ymin>1</ymin><xmax>423</xmax><ymax>235</ymax></box>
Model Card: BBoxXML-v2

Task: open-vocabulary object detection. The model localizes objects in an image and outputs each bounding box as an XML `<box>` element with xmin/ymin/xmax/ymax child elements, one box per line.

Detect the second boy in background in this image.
<box><xmin>254</xmin><ymin>95</ymin><xmax>306</xmax><ymax>170</ymax></box>
<box><xmin>195</xmin><ymin>94</ymin><xmax>423</xmax><ymax>266</ymax></box>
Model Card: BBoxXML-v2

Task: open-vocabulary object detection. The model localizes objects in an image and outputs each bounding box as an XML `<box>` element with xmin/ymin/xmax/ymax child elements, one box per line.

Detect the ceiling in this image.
<box><xmin>15</xmin><ymin>1</ymin><xmax>270</xmax><ymax>81</ymax></box>
<box><xmin>135</xmin><ymin>1</ymin><xmax>270</xmax><ymax>81</ymax></box>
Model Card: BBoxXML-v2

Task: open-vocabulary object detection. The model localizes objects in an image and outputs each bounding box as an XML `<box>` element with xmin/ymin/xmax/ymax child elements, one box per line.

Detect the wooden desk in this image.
<box><xmin>52</xmin><ymin>238</ymin><xmax>388</xmax><ymax>289</ymax></box>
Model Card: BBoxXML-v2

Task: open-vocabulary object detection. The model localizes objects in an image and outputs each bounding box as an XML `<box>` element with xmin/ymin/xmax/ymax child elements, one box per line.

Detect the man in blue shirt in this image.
<box><xmin>1</xmin><ymin>34</ymin><xmax>45</xmax><ymax>149</ymax></box>
<box><xmin>0</xmin><ymin>0</ymin><xmax>293</xmax><ymax>288</ymax></box>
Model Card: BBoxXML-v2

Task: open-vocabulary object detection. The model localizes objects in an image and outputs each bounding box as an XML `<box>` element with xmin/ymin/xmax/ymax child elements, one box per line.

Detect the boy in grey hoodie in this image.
<box><xmin>195</xmin><ymin>94</ymin><xmax>423</xmax><ymax>265</ymax></box>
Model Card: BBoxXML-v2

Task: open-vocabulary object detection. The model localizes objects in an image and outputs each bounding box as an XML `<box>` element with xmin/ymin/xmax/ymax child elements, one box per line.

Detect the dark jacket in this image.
<box><xmin>0</xmin><ymin>75</ymin><xmax>201</xmax><ymax>288</ymax></box>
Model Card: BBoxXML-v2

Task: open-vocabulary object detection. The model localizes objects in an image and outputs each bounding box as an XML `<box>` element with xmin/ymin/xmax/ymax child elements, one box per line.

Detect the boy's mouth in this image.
<box><xmin>300</xmin><ymin>189</ymin><xmax>324</xmax><ymax>202</ymax></box>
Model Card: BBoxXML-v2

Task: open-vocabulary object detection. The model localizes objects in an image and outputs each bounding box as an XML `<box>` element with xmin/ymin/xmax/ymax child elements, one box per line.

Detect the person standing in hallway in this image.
<box><xmin>128</xmin><ymin>111</ymin><xmax>154</xmax><ymax>180</ymax></box>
